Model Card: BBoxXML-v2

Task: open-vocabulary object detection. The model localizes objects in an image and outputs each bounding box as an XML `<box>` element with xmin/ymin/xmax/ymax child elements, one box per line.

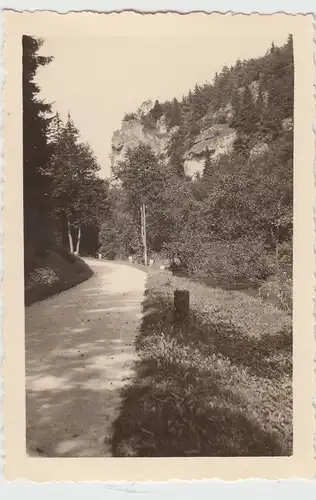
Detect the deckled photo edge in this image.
<box><xmin>2</xmin><ymin>10</ymin><xmax>315</xmax><ymax>481</ymax></box>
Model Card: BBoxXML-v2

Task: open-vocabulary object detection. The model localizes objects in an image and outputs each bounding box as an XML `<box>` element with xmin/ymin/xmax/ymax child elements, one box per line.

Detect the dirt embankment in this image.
<box><xmin>25</xmin><ymin>249</ymin><xmax>93</xmax><ymax>306</ymax></box>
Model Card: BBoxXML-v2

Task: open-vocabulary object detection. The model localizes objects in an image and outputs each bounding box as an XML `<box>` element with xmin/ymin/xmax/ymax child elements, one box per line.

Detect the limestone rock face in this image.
<box><xmin>182</xmin><ymin>123</ymin><xmax>237</xmax><ymax>177</ymax></box>
<box><xmin>110</xmin><ymin>78</ymin><xmax>279</xmax><ymax>178</ymax></box>
<box><xmin>183</xmin><ymin>158</ymin><xmax>205</xmax><ymax>177</ymax></box>
<box><xmin>111</xmin><ymin>108</ymin><xmax>171</xmax><ymax>173</ymax></box>
<box><xmin>185</xmin><ymin>124</ymin><xmax>236</xmax><ymax>160</ymax></box>
<box><xmin>111</xmin><ymin>100</ymin><xmax>239</xmax><ymax>178</ymax></box>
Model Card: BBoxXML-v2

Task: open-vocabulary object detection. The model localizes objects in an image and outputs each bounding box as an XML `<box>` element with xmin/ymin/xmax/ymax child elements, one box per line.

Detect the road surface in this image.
<box><xmin>25</xmin><ymin>259</ymin><xmax>147</xmax><ymax>457</ymax></box>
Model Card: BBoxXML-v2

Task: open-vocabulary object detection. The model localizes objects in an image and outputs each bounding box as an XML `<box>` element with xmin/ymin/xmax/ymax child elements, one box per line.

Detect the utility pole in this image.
<box><xmin>140</xmin><ymin>203</ymin><xmax>148</xmax><ymax>266</ymax></box>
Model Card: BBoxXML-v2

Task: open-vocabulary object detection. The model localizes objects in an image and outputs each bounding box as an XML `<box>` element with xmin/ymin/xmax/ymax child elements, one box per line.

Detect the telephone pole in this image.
<box><xmin>140</xmin><ymin>203</ymin><xmax>148</xmax><ymax>266</ymax></box>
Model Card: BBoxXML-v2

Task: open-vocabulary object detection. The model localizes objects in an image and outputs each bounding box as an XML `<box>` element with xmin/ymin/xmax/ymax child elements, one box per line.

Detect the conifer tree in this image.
<box><xmin>203</xmin><ymin>151</ymin><xmax>213</xmax><ymax>178</ymax></box>
<box><xmin>150</xmin><ymin>100</ymin><xmax>164</xmax><ymax>121</ymax></box>
<box><xmin>23</xmin><ymin>35</ymin><xmax>53</xmax><ymax>256</ymax></box>
<box><xmin>48</xmin><ymin>113</ymin><xmax>107</xmax><ymax>254</ymax></box>
<box><xmin>171</xmin><ymin>97</ymin><xmax>182</xmax><ymax>127</ymax></box>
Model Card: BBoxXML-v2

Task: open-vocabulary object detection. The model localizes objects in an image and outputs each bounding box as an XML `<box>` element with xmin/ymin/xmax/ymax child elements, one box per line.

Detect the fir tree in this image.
<box><xmin>171</xmin><ymin>97</ymin><xmax>182</xmax><ymax>126</ymax></box>
<box><xmin>23</xmin><ymin>35</ymin><xmax>53</xmax><ymax>256</ymax></box>
<box><xmin>150</xmin><ymin>100</ymin><xmax>164</xmax><ymax>121</ymax></box>
<box><xmin>203</xmin><ymin>151</ymin><xmax>213</xmax><ymax>178</ymax></box>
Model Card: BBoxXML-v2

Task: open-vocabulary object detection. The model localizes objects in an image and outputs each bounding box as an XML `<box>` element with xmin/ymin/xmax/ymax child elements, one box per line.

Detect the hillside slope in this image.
<box><xmin>25</xmin><ymin>248</ymin><xmax>93</xmax><ymax>306</ymax></box>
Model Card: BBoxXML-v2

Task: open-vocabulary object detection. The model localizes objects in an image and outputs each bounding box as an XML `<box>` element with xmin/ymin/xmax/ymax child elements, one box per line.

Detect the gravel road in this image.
<box><xmin>25</xmin><ymin>259</ymin><xmax>147</xmax><ymax>457</ymax></box>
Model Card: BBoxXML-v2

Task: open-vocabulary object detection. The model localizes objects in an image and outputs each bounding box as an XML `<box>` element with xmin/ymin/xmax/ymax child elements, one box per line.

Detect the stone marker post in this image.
<box><xmin>173</xmin><ymin>289</ymin><xmax>190</xmax><ymax>338</ymax></box>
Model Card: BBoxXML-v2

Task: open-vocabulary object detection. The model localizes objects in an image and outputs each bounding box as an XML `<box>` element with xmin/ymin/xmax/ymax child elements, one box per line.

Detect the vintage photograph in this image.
<box><xmin>24</xmin><ymin>27</ymin><xmax>294</xmax><ymax>458</ymax></box>
<box><xmin>3</xmin><ymin>10</ymin><xmax>314</xmax><ymax>481</ymax></box>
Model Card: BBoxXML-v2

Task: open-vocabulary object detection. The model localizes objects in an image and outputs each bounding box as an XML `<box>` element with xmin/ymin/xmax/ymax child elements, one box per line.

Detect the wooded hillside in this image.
<box><xmin>102</xmin><ymin>36</ymin><xmax>293</xmax><ymax>310</ymax></box>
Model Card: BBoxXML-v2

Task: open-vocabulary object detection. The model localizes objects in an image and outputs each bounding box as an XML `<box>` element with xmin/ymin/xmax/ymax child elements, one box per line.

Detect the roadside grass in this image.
<box><xmin>25</xmin><ymin>249</ymin><xmax>93</xmax><ymax>306</ymax></box>
<box><xmin>112</xmin><ymin>270</ymin><xmax>292</xmax><ymax>457</ymax></box>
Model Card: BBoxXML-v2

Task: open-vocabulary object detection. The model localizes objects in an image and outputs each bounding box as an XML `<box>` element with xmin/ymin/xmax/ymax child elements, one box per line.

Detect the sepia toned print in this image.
<box><xmin>2</xmin><ymin>11</ymin><xmax>315</xmax><ymax>481</ymax></box>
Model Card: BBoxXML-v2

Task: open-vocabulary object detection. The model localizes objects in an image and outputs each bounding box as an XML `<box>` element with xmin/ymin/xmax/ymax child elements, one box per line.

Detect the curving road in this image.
<box><xmin>25</xmin><ymin>259</ymin><xmax>147</xmax><ymax>457</ymax></box>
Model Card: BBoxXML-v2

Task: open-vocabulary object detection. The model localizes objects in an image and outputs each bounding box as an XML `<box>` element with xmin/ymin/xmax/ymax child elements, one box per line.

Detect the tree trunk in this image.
<box><xmin>67</xmin><ymin>217</ymin><xmax>74</xmax><ymax>254</ymax></box>
<box><xmin>75</xmin><ymin>225</ymin><xmax>81</xmax><ymax>255</ymax></box>
<box><xmin>143</xmin><ymin>204</ymin><xmax>148</xmax><ymax>266</ymax></box>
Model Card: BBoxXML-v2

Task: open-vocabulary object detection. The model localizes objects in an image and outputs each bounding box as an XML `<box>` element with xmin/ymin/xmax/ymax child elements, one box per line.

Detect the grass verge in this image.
<box><xmin>112</xmin><ymin>270</ymin><xmax>292</xmax><ymax>457</ymax></box>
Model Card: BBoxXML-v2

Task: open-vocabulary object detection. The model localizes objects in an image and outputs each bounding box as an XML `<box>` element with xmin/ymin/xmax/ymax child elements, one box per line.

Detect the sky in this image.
<box><xmin>36</xmin><ymin>28</ymin><xmax>290</xmax><ymax>178</ymax></box>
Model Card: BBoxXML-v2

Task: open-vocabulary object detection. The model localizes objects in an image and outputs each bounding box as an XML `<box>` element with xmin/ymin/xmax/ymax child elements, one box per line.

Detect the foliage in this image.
<box><xmin>163</xmin><ymin>98</ymin><xmax>182</xmax><ymax>128</ymax></box>
<box><xmin>109</xmin><ymin>36</ymin><xmax>293</xmax><ymax>285</ymax></box>
<box><xmin>109</xmin><ymin>143</ymin><xmax>170</xmax><ymax>255</ymax></box>
<box><xmin>112</xmin><ymin>142</ymin><xmax>165</xmax><ymax>208</ymax></box>
<box><xmin>47</xmin><ymin>112</ymin><xmax>109</xmax><ymax>252</ymax></box>
<box><xmin>99</xmin><ymin>187</ymin><xmax>141</xmax><ymax>259</ymax></box>
<box><xmin>23</xmin><ymin>35</ymin><xmax>54</xmax><ymax>259</ymax></box>
<box><xmin>27</xmin><ymin>267</ymin><xmax>59</xmax><ymax>287</ymax></box>
<box><xmin>149</xmin><ymin>100</ymin><xmax>164</xmax><ymax>122</ymax></box>
<box><xmin>259</xmin><ymin>274</ymin><xmax>292</xmax><ymax>314</ymax></box>
<box><xmin>123</xmin><ymin>112</ymin><xmax>137</xmax><ymax>121</ymax></box>
<box><xmin>23</xmin><ymin>35</ymin><xmax>53</xmax><ymax>204</ymax></box>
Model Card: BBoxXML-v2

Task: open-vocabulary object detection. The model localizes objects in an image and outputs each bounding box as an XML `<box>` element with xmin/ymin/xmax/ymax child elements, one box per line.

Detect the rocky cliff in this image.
<box><xmin>111</xmin><ymin>115</ymin><xmax>170</xmax><ymax>171</ymax></box>
<box><xmin>111</xmin><ymin>100</ymin><xmax>238</xmax><ymax>178</ymax></box>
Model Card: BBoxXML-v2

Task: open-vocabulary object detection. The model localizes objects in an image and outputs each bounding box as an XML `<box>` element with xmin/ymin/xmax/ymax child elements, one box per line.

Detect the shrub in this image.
<box><xmin>26</xmin><ymin>267</ymin><xmax>59</xmax><ymax>288</ymax></box>
<box><xmin>278</xmin><ymin>240</ymin><xmax>292</xmax><ymax>274</ymax></box>
<box><xmin>170</xmin><ymin>237</ymin><xmax>270</xmax><ymax>282</ymax></box>
<box><xmin>259</xmin><ymin>274</ymin><xmax>292</xmax><ymax>313</ymax></box>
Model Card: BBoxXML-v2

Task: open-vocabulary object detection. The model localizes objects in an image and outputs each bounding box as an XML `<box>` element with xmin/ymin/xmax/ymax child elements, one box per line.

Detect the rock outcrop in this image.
<box><xmin>111</xmin><ymin>103</ymin><xmax>171</xmax><ymax>174</ymax></box>
<box><xmin>110</xmin><ymin>79</ymin><xmax>272</xmax><ymax>178</ymax></box>
<box><xmin>111</xmin><ymin>100</ymin><xmax>239</xmax><ymax>178</ymax></box>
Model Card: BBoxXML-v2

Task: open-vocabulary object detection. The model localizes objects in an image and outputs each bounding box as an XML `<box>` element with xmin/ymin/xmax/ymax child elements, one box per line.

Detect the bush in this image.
<box><xmin>278</xmin><ymin>240</ymin><xmax>292</xmax><ymax>274</ymax></box>
<box><xmin>26</xmin><ymin>267</ymin><xmax>59</xmax><ymax>288</ymax></box>
<box><xmin>259</xmin><ymin>274</ymin><xmax>292</xmax><ymax>313</ymax></box>
<box><xmin>196</xmin><ymin>239</ymin><xmax>269</xmax><ymax>281</ymax></box>
<box><xmin>166</xmin><ymin>236</ymin><xmax>270</xmax><ymax>282</ymax></box>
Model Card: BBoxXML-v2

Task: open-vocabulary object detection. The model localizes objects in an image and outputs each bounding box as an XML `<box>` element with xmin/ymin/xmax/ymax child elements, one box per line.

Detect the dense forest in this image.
<box><xmin>101</xmin><ymin>35</ymin><xmax>293</xmax><ymax>308</ymax></box>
